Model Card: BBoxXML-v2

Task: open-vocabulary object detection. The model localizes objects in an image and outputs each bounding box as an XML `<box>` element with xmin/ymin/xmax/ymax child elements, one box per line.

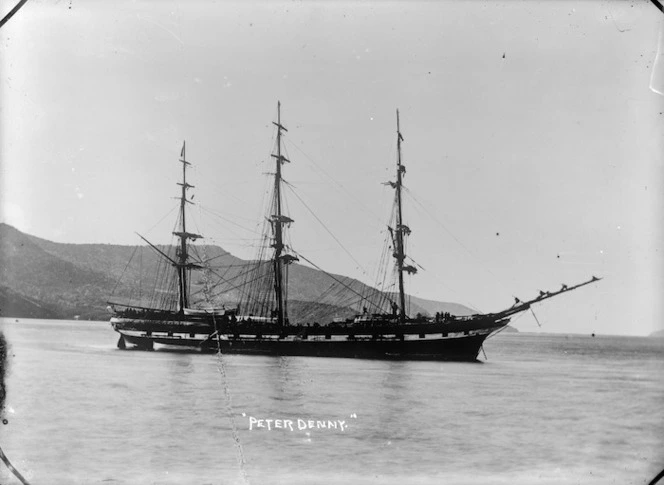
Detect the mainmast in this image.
<box><xmin>173</xmin><ymin>141</ymin><xmax>201</xmax><ymax>312</ymax></box>
<box><xmin>391</xmin><ymin>110</ymin><xmax>417</xmax><ymax>323</ymax></box>
<box><xmin>270</xmin><ymin>102</ymin><xmax>295</xmax><ymax>325</ymax></box>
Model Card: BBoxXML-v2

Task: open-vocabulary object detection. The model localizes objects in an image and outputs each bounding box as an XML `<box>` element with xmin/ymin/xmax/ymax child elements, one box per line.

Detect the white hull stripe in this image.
<box><xmin>116</xmin><ymin>328</ymin><xmax>494</xmax><ymax>343</ymax></box>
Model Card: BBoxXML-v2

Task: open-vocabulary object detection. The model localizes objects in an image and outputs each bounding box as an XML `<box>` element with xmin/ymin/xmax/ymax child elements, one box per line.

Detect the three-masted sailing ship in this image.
<box><xmin>109</xmin><ymin>104</ymin><xmax>600</xmax><ymax>360</ymax></box>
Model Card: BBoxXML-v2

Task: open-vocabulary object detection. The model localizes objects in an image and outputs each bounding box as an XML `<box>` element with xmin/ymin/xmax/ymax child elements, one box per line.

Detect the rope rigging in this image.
<box><xmin>283</xmin><ymin>183</ymin><xmax>368</xmax><ymax>278</ymax></box>
<box><xmin>284</xmin><ymin>138</ymin><xmax>386</xmax><ymax>226</ymax></box>
<box><xmin>402</xmin><ymin>185</ymin><xmax>509</xmax><ymax>292</ymax></box>
<box><xmin>292</xmin><ymin>250</ymin><xmax>394</xmax><ymax>316</ymax></box>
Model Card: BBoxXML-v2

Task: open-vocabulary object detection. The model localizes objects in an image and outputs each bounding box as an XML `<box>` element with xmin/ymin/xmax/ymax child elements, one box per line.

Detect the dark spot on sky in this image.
<box><xmin>496</xmin><ymin>232</ymin><xmax>499</xmax><ymax>236</ymax></box>
<box><xmin>502</xmin><ymin>53</ymin><xmax>505</xmax><ymax>59</ymax></box>
<box><xmin>557</xmin><ymin>254</ymin><xmax>560</xmax><ymax>259</ymax></box>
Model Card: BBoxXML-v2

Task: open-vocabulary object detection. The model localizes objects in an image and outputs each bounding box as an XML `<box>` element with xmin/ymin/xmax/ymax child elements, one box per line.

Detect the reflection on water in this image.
<box><xmin>0</xmin><ymin>318</ymin><xmax>662</xmax><ymax>485</ymax></box>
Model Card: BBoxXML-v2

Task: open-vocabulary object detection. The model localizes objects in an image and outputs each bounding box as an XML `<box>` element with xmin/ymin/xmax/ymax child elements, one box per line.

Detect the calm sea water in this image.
<box><xmin>0</xmin><ymin>318</ymin><xmax>662</xmax><ymax>485</ymax></box>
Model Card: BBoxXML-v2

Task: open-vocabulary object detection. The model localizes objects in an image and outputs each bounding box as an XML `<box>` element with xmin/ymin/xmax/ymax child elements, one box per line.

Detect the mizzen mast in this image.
<box><xmin>174</xmin><ymin>141</ymin><xmax>201</xmax><ymax>312</ymax></box>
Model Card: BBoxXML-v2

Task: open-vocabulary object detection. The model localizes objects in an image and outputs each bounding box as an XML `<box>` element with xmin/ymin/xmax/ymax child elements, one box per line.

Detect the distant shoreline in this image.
<box><xmin>1</xmin><ymin>317</ymin><xmax>660</xmax><ymax>339</ymax></box>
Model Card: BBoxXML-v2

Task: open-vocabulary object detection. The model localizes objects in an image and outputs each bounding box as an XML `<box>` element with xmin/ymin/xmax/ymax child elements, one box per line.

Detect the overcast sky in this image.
<box><xmin>1</xmin><ymin>0</ymin><xmax>662</xmax><ymax>336</ymax></box>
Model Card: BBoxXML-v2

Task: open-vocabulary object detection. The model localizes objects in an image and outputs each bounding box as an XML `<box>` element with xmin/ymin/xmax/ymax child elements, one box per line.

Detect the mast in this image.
<box><xmin>395</xmin><ymin>110</ymin><xmax>407</xmax><ymax>322</ymax></box>
<box><xmin>270</xmin><ymin>102</ymin><xmax>291</xmax><ymax>325</ymax></box>
<box><xmin>173</xmin><ymin>141</ymin><xmax>201</xmax><ymax>312</ymax></box>
<box><xmin>391</xmin><ymin>110</ymin><xmax>417</xmax><ymax>323</ymax></box>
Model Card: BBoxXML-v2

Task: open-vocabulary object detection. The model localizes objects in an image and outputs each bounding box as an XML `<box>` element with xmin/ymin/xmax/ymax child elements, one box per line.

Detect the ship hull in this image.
<box><xmin>111</xmin><ymin>316</ymin><xmax>506</xmax><ymax>361</ymax></box>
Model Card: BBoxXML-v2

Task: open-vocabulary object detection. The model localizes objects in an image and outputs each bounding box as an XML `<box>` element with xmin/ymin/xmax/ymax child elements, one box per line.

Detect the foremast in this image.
<box><xmin>390</xmin><ymin>110</ymin><xmax>418</xmax><ymax>323</ymax></box>
<box><xmin>270</xmin><ymin>102</ymin><xmax>297</xmax><ymax>325</ymax></box>
<box><xmin>174</xmin><ymin>141</ymin><xmax>201</xmax><ymax>313</ymax></box>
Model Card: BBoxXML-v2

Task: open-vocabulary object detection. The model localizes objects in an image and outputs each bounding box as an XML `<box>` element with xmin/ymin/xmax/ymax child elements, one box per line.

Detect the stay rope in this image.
<box><xmin>110</xmin><ymin>245</ymin><xmax>139</xmax><ymax>296</ymax></box>
<box><xmin>293</xmin><ymin>250</ymin><xmax>393</xmax><ymax>314</ymax></box>
<box><xmin>284</xmin><ymin>183</ymin><xmax>368</xmax><ymax>277</ymax></box>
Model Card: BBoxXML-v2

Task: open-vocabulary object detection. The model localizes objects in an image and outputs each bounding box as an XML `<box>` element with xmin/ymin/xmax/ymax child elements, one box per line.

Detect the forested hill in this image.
<box><xmin>0</xmin><ymin>223</ymin><xmax>475</xmax><ymax>321</ymax></box>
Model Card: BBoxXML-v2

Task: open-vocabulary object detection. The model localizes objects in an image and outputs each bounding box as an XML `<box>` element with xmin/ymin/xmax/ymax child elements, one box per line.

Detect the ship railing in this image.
<box><xmin>184</xmin><ymin>307</ymin><xmax>228</xmax><ymax>316</ymax></box>
<box><xmin>236</xmin><ymin>315</ymin><xmax>278</xmax><ymax>323</ymax></box>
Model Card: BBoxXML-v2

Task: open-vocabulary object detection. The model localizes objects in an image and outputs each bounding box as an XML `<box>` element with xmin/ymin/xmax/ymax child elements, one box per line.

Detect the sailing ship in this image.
<box><xmin>109</xmin><ymin>104</ymin><xmax>600</xmax><ymax>360</ymax></box>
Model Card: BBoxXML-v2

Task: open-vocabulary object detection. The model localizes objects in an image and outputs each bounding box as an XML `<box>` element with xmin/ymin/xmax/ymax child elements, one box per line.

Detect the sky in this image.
<box><xmin>1</xmin><ymin>0</ymin><xmax>663</xmax><ymax>336</ymax></box>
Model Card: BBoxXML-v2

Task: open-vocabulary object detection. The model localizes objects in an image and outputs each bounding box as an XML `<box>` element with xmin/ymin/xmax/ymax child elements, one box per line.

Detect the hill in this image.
<box><xmin>0</xmin><ymin>223</ymin><xmax>475</xmax><ymax>321</ymax></box>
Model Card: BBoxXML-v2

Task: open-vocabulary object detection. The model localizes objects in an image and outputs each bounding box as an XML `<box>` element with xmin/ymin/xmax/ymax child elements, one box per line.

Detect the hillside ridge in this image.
<box><xmin>0</xmin><ymin>223</ymin><xmax>475</xmax><ymax>321</ymax></box>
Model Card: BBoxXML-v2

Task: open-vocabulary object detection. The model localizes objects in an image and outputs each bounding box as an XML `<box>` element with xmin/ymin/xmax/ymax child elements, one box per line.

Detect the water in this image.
<box><xmin>0</xmin><ymin>318</ymin><xmax>662</xmax><ymax>485</ymax></box>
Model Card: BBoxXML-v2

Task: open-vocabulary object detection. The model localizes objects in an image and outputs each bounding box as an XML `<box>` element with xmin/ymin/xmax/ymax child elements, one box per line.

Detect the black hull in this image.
<box><xmin>111</xmin><ymin>314</ymin><xmax>506</xmax><ymax>361</ymax></box>
<box><xmin>121</xmin><ymin>333</ymin><xmax>490</xmax><ymax>361</ymax></box>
